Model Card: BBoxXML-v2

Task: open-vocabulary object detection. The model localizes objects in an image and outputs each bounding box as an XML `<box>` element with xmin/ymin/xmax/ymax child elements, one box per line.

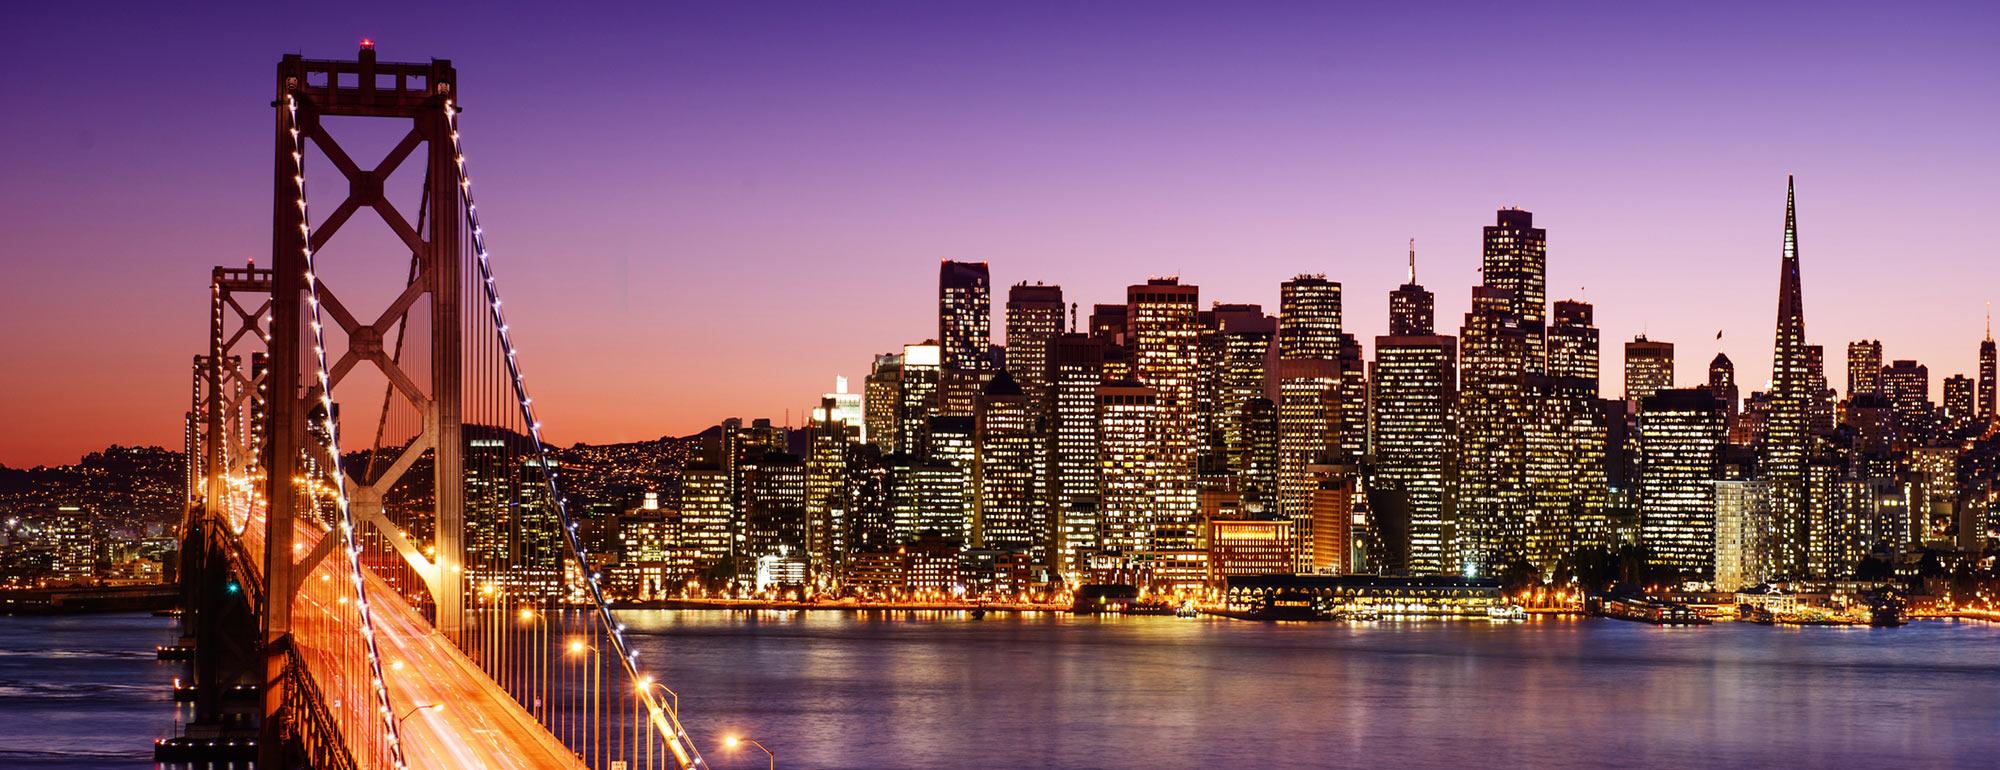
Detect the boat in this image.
<box><xmin>1174</xmin><ymin>600</ymin><xmax>1200</xmax><ymax>619</ymax></box>
<box><xmin>1599</xmin><ymin>595</ymin><xmax>1711</xmax><ymax>626</ymax></box>
<box><xmin>1486</xmin><ymin>604</ymin><xmax>1527</xmax><ymax>621</ymax></box>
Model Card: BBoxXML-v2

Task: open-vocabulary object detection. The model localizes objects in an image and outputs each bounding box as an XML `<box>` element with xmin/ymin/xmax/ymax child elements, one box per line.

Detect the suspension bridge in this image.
<box><xmin>167</xmin><ymin>44</ymin><xmax>708</xmax><ymax>769</ymax></box>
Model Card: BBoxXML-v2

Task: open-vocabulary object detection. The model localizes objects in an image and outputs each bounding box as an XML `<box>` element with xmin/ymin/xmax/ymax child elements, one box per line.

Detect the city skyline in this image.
<box><xmin>6</xmin><ymin>1</ymin><xmax>2000</xmax><ymax>467</ymax></box>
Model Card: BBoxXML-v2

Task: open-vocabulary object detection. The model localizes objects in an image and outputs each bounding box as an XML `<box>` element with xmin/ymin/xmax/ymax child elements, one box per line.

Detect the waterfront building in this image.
<box><xmin>1207</xmin><ymin>518</ymin><xmax>1294</xmax><ymax>584</ymax></box>
<box><xmin>1222</xmin><ymin>574</ymin><xmax>1504</xmax><ymax>618</ymax></box>
<box><xmin>45</xmin><ymin>505</ymin><xmax>94</xmax><ymax>583</ymax></box>
<box><xmin>1624</xmin><ymin>335</ymin><xmax>1675</xmax><ymax>405</ymax></box>
<box><xmin>1712</xmin><ymin>479</ymin><xmax>1771</xmax><ymax>591</ymax></box>
<box><xmin>939</xmin><ymin>260</ymin><xmax>992</xmax><ymax>373</ymax></box>
<box><xmin>1638</xmin><ymin>388</ymin><xmax>1725</xmax><ymax>581</ymax></box>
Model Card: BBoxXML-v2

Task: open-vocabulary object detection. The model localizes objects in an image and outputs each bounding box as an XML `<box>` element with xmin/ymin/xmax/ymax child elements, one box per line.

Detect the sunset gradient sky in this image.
<box><xmin>2</xmin><ymin>1</ymin><xmax>1996</xmax><ymax>466</ymax></box>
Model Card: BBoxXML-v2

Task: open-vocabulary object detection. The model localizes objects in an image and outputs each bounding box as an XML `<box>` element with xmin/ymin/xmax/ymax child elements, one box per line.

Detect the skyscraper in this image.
<box><xmin>805</xmin><ymin>397</ymin><xmax>852</xmax><ymax>579</ymax></box>
<box><xmin>1981</xmin><ymin>315</ymin><xmax>1996</xmax><ymax>421</ymax></box>
<box><xmin>1881</xmin><ymin>359</ymin><xmax>1934</xmax><ymax>446</ymax></box>
<box><xmin>1097</xmin><ymin>381</ymin><xmax>1160</xmax><ymax>556</ymax></box>
<box><xmin>1944</xmin><ymin>374</ymin><xmax>1975</xmax><ymax>431</ymax></box>
<box><xmin>1126</xmin><ymin>278</ymin><xmax>1201</xmax><ymax>552</ymax></box>
<box><xmin>1004</xmin><ymin>282</ymin><xmax>1065</xmax><ymax>418</ymax></box>
<box><xmin>939</xmin><ymin>260</ymin><xmax>992</xmax><ymax>373</ymax></box>
<box><xmin>1456</xmin><ymin>285</ymin><xmax>1528</xmax><ymax>576</ymax></box>
<box><xmin>1051</xmin><ymin>334</ymin><xmax>1104</xmax><ymax>578</ymax></box>
<box><xmin>1483</xmin><ymin>209</ymin><xmax>1549</xmax><ymax>375</ymax></box>
<box><xmin>1623</xmin><ymin>335</ymin><xmax>1675</xmax><ymax>404</ymax></box>
<box><xmin>897</xmin><ymin>342</ymin><xmax>942</xmax><ymax>457</ymax></box>
<box><xmin>1370</xmin><ymin>326</ymin><xmax>1457</xmax><ymax>575</ymax></box>
<box><xmin>1638</xmin><ymin>388</ymin><xmax>1726</xmax><ymax>581</ymax></box>
<box><xmin>1275</xmin><ymin>357</ymin><xmax>1342</xmax><ymax>571</ymax></box>
<box><xmin>1764</xmin><ymin>176</ymin><xmax>1814</xmax><ymax>578</ymax></box>
<box><xmin>863</xmin><ymin>353</ymin><xmax>902</xmax><ymax>454</ymax></box>
<box><xmin>973</xmin><ymin>373</ymin><xmax>1044</xmax><ymax>563</ymax></box>
<box><xmin>1707</xmin><ymin>353</ymin><xmax>1740</xmax><ymax>423</ymax></box>
<box><xmin>1526</xmin><ymin>300</ymin><xmax>1608</xmax><ymax>574</ymax></box>
<box><xmin>1279</xmin><ymin>275</ymin><xmax>1343</xmax><ymax>361</ymax></box>
<box><xmin>1388</xmin><ymin>239</ymin><xmax>1434</xmax><ymax>337</ymax></box>
<box><xmin>1846</xmin><ymin>340</ymin><xmax>1884</xmax><ymax>400</ymax></box>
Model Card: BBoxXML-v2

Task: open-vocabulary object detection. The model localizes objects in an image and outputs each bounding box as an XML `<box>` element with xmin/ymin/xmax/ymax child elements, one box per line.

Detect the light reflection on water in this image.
<box><xmin>620</xmin><ymin>611</ymin><xmax>2000</xmax><ymax>770</ymax></box>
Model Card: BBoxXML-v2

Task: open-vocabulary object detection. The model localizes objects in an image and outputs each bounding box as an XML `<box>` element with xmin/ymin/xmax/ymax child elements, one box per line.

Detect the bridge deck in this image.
<box><xmin>241</xmin><ymin>514</ymin><xmax>586</xmax><ymax>769</ymax></box>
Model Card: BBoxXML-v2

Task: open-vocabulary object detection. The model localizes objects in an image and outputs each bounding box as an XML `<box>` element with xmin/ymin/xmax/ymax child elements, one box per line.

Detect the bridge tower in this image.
<box><xmin>262</xmin><ymin>44</ymin><xmax>465</xmax><ymax>762</ymax></box>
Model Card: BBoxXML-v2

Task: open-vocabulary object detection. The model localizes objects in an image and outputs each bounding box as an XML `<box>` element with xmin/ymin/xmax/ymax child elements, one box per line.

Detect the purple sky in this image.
<box><xmin>2</xmin><ymin>1</ymin><xmax>1997</xmax><ymax>466</ymax></box>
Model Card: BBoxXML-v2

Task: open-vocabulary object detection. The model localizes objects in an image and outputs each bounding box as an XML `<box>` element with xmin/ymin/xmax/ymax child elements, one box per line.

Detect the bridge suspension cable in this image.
<box><xmin>287</xmin><ymin>92</ymin><xmax>412</xmax><ymax>770</ymax></box>
<box><xmin>445</xmin><ymin>97</ymin><xmax>706</xmax><ymax>770</ymax></box>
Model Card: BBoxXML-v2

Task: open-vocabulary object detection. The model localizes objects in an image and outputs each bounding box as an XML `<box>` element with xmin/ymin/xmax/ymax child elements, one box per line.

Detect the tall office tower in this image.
<box><xmin>1707</xmin><ymin>353</ymin><xmax>1740</xmax><ymax>423</ymax></box>
<box><xmin>1807</xmin><ymin>345</ymin><xmax>1836</xmax><ymax>434</ymax></box>
<box><xmin>1483</xmin><ymin>209</ymin><xmax>1549</xmax><ymax>374</ymax></box>
<box><xmin>842</xmin><ymin>446</ymin><xmax>895</xmax><ymax>555</ymax></box>
<box><xmin>1802</xmin><ymin>444</ymin><xmax>1855</xmax><ymax>578</ymax></box>
<box><xmin>1525</xmin><ymin>300</ymin><xmax>1608</xmax><ymax>575</ymax></box>
<box><xmin>1389</xmin><ymin>240</ymin><xmax>1435</xmax><ymax>337</ymax></box>
<box><xmin>1097</xmin><ymin>381</ymin><xmax>1160</xmax><ymax>556</ymax></box>
<box><xmin>1547</xmin><ymin>301</ymin><xmax>1600</xmax><ymax>382</ymax></box>
<box><xmin>1235</xmin><ymin>397</ymin><xmax>1281</xmax><ymax>513</ymax></box>
<box><xmin>741</xmin><ymin>451</ymin><xmax>808</xmax><ymax>583</ymax></box>
<box><xmin>1215</xmin><ymin>306</ymin><xmax>1277</xmax><ymax>478</ymax></box>
<box><xmin>1944</xmin><ymin>375</ymin><xmax>1976</xmax><ymax>431</ymax></box>
<box><xmin>897</xmin><ymin>342</ymin><xmax>942</xmax><ymax>457</ymax></box>
<box><xmin>1126</xmin><ymin>278</ymin><xmax>1201</xmax><ymax>551</ymax></box>
<box><xmin>1847</xmin><ymin>340</ymin><xmax>1884</xmax><ymax>399</ymax></box>
<box><xmin>1623</xmin><ymin>336</ymin><xmax>1676</xmax><ymax>404</ymax></box>
<box><xmin>1276</xmin><ymin>358</ymin><xmax>1342</xmax><ymax>572</ymax></box>
<box><xmin>1336</xmin><ymin>333</ymin><xmax>1370</xmax><ymax>463</ymax></box>
<box><xmin>973</xmin><ymin>373</ymin><xmax>1044</xmax><ymax>562</ymax></box>
<box><xmin>1050</xmin><ymin>334</ymin><xmax>1105</xmax><ymax>578</ymax></box>
<box><xmin>1881</xmin><ymin>359</ymin><xmax>1935</xmax><ymax>445</ymax></box>
<box><xmin>1370</xmin><ymin>327</ymin><xmax>1457</xmax><ymax>575</ymax></box>
<box><xmin>864</xmin><ymin>353</ymin><xmax>902</xmax><ymax>454</ymax></box>
<box><xmin>1981</xmin><ymin>316</ymin><xmax>1996</xmax><ymax>420</ymax></box>
<box><xmin>1279</xmin><ymin>275</ymin><xmax>1344</xmax><ymax>360</ymax></box>
<box><xmin>1637</xmin><ymin>388</ymin><xmax>1725</xmax><ymax>581</ymax></box>
<box><xmin>1909</xmin><ymin>446</ymin><xmax>1960</xmax><ymax>545</ymax></box>
<box><xmin>928</xmin><ymin>416</ymin><xmax>976</xmax><ymax>486</ymax></box>
<box><xmin>1764</xmin><ymin>176</ymin><xmax>1815</xmax><ymax>579</ymax></box>
<box><xmin>1089</xmin><ymin>304</ymin><xmax>1128</xmax><ymax>344</ymax></box>
<box><xmin>1712</xmin><ymin>479</ymin><xmax>1771</xmax><ymax>591</ymax></box>
<box><xmin>1005</xmin><ymin>282</ymin><xmax>1066</xmax><ymax>417</ymax></box>
<box><xmin>1456</xmin><ymin>286</ymin><xmax>1529</xmax><ymax>576</ymax></box>
<box><xmin>44</xmin><ymin>506</ymin><xmax>94</xmax><ymax>582</ymax></box>
<box><xmin>678</xmin><ymin>463</ymin><xmax>733</xmax><ymax>569</ymax></box>
<box><xmin>805</xmin><ymin>398</ymin><xmax>852</xmax><ymax>579</ymax></box>
<box><xmin>888</xmin><ymin>459</ymin><xmax>967</xmax><ymax>543</ymax></box>
<box><xmin>939</xmin><ymin>260</ymin><xmax>992</xmax><ymax>373</ymax></box>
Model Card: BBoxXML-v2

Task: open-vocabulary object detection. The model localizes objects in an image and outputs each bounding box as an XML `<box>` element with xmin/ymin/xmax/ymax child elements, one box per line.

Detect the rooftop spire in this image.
<box><xmin>1407</xmin><ymin>238</ymin><xmax>1417</xmax><ymax>284</ymax></box>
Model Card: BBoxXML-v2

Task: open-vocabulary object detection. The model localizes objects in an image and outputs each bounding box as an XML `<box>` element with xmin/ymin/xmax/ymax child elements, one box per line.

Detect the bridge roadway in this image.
<box><xmin>239</xmin><ymin>514</ymin><xmax>587</xmax><ymax>769</ymax></box>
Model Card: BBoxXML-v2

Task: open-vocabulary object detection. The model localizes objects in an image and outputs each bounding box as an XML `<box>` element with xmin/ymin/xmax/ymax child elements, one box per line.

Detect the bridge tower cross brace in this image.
<box><xmin>263</xmin><ymin>45</ymin><xmax>463</xmax><ymax>760</ymax></box>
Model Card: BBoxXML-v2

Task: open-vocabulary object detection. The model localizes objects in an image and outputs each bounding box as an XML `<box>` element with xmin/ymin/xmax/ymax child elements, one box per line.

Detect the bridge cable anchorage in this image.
<box><xmin>443</xmin><ymin>98</ymin><xmax>706</xmax><ymax>770</ymax></box>
<box><xmin>288</xmin><ymin>93</ymin><xmax>411</xmax><ymax>770</ymax></box>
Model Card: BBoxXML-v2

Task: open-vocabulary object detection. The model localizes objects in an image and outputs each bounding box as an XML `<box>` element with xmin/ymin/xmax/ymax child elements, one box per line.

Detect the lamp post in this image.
<box><xmin>397</xmin><ymin>702</ymin><xmax>444</xmax><ymax>728</ymax></box>
<box><xmin>518</xmin><ymin>607</ymin><xmax>548</xmax><ymax>721</ymax></box>
<box><xmin>724</xmin><ymin>734</ymin><xmax>775</xmax><ymax>770</ymax></box>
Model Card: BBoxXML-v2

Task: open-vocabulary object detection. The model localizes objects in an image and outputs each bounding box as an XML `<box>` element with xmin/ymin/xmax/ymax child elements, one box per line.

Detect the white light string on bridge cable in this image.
<box><xmin>287</xmin><ymin>93</ymin><xmax>411</xmax><ymax>770</ymax></box>
<box><xmin>442</xmin><ymin>99</ymin><xmax>706</xmax><ymax>770</ymax></box>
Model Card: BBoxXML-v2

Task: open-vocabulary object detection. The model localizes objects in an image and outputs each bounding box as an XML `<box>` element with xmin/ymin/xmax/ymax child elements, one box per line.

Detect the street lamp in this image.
<box><xmin>723</xmin><ymin>734</ymin><xmax>775</xmax><ymax>770</ymax></box>
<box><xmin>397</xmin><ymin>702</ymin><xmax>443</xmax><ymax>727</ymax></box>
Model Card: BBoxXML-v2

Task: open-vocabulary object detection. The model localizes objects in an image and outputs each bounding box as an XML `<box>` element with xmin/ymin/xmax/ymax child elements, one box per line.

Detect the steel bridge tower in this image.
<box><xmin>261</xmin><ymin>45</ymin><xmax>466</xmax><ymax>763</ymax></box>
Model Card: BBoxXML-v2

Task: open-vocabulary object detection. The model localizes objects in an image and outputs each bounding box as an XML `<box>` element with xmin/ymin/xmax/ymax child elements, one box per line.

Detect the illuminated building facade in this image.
<box><xmin>1126</xmin><ymin>278</ymin><xmax>1201</xmax><ymax>552</ymax></box>
<box><xmin>1051</xmin><ymin>333</ymin><xmax>1104</xmax><ymax>578</ymax></box>
<box><xmin>1712</xmin><ymin>478</ymin><xmax>1770</xmax><ymax>591</ymax></box>
<box><xmin>939</xmin><ymin>260</ymin><xmax>992</xmax><ymax>373</ymax></box>
<box><xmin>1456</xmin><ymin>285</ymin><xmax>1528</xmax><ymax>576</ymax></box>
<box><xmin>864</xmin><ymin>353</ymin><xmax>902</xmax><ymax>454</ymax></box>
<box><xmin>1279</xmin><ymin>275</ymin><xmax>1343</xmax><ymax>361</ymax></box>
<box><xmin>1623</xmin><ymin>335</ymin><xmax>1675</xmax><ymax>405</ymax></box>
<box><xmin>898</xmin><ymin>342</ymin><xmax>941</xmax><ymax>457</ymax></box>
<box><xmin>1638</xmin><ymin>388</ymin><xmax>1725</xmax><ymax>581</ymax></box>
<box><xmin>1482</xmin><ymin>208</ymin><xmax>1548</xmax><ymax>373</ymax></box>
<box><xmin>973</xmin><ymin>373</ymin><xmax>1044</xmax><ymax>563</ymax></box>
<box><xmin>1765</xmin><ymin>176</ymin><xmax>1814</xmax><ymax>579</ymax></box>
<box><xmin>1847</xmin><ymin>339</ymin><xmax>1884</xmax><ymax>399</ymax></box>
<box><xmin>1005</xmin><ymin>282</ymin><xmax>1066</xmax><ymax>418</ymax></box>
<box><xmin>1097</xmin><ymin>381</ymin><xmax>1159</xmax><ymax>556</ymax></box>
<box><xmin>1207</xmin><ymin>518</ymin><xmax>1294</xmax><ymax>584</ymax></box>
